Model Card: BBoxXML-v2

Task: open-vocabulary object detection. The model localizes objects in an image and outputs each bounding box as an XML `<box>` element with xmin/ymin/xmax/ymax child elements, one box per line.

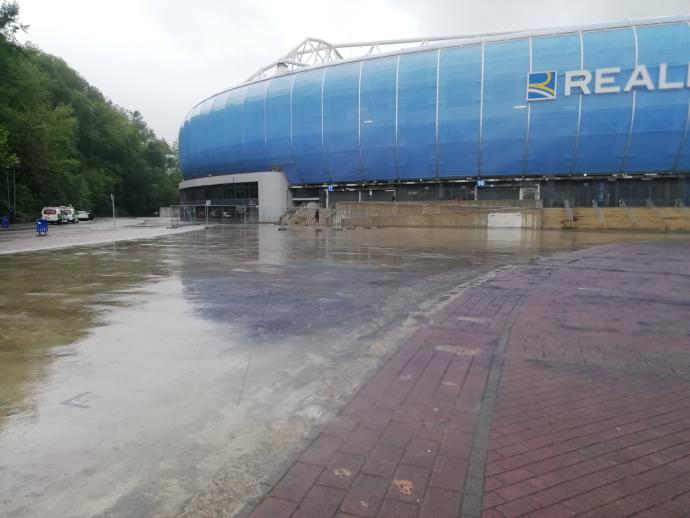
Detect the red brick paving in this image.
<box><xmin>248</xmin><ymin>241</ymin><xmax>690</xmax><ymax>517</ymax></box>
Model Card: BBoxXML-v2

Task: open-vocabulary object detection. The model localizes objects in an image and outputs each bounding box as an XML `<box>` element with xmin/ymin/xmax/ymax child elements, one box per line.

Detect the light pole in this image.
<box><xmin>110</xmin><ymin>193</ymin><xmax>116</xmax><ymax>229</ymax></box>
<box><xmin>5</xmin><ymin>166</ymin><xmax>10</xmax><ymax>212</ymax></box>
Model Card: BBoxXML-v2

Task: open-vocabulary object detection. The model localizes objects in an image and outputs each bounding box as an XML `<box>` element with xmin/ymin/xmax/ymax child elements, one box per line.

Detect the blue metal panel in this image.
<box><xmin>207</xmin><ymin>92</ymin><xmax>230</xmax><ymax>173</ymax></box>
<box><xmin>438</xmin><ymin>45</ymin><xmax>482</xmax><ymax>178</ymax></box>
<box><xmin>481</xmin><ymin>39</ymin><xmax>530</xmax><ymax>175</ymax></box>
<box><xmin>186</xmin><ymin>104</ymin><xmax>205</xmax><ymax>176</ymax></box>
<box><xmin>360</xmin><ymin>56</ymin><xmax>398</xmax><ymax>181</ymax></box>
<box><xmin>677</xmin><ymin>117</ymin><xmax>690</xmax><ymax>172</ymax></box>
<box><xmin>527</xmin><ymin>34</ymin><xmax>581</xmax><ymax>174</ymax></box>
<box><xmin>265</xmin><ymin>76</ymin><xmax>300</xmax><ymax>183</ymax></box>
<box><xmin>194</xmin><ymin>101</ymin><xmax>213</xmax><ymax>175</ymax></box>
<box><xmin>221</xmin><ymin>87</ymin><xmax>246</xmax><ymax>173</ymax></box>
<box><xmin>179</xmin><ymin>116</ymin><xmax>191</xmax><ymax>174</ymax></box>
<box><xmin>180</xmin><ymin>18</ymin><xmax>690</xmax><ymax>182</ymax></box>
<box><xmin>243</xmin><ymin>81</ymin><xmax>269</xmax><ymax>172</ymax></box>
<box><xmin>292</xmin><ymin>68</ymin><xmax>327</xmax><ymax>184</ymax></box>
<box><xmin>575</xmin><ymin>28</ymin><xmax>636</xmax><ymax>173</ymax></box>
<box><xmin>398</xmin><ymin>51</ymin><xmax>438</xmax><ymax>179</ymax></box>
<box><xmin>180</xmin><ymin>126</ymin><xmax>190</xmax><ymax>173</ymax></box>
<box><xmin>323</xmin><ymin>62</ymin><xmax>362</xmax><ymax>182</ymax></box>
<box><xmin>627</xmin><ymin>23</ymin><xmax>690</xmax><ymax>172</ymax></box>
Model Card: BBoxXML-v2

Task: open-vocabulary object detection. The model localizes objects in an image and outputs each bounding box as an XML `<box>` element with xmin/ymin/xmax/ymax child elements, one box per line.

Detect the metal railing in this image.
<box><xmin>564</xmin><ymin>199</ymin><xmax>574</xmax><ymax>224</ymax></box>
<box><xmin>323</xmin><ymin>208</ymin><xmax>337</xmax><ymax>224</ymax></box>
<box><xmin>278</xmin><ymin>207</ymin><xmax>299</xmax><ymax>226</ymax></box>
<box><xmin>169</xmin><ymin>205</ymin><xmax>286</xmax><ymax>226</ymax></box>
<box><xmin>592</xmin><ymin>200</ymin><xmax>605</xmax><ymax>226</ymax></box>
<box><xmin>618</xmin><ymin>199</ymin><xmax>638</xmax><ymax>226</ymax></box>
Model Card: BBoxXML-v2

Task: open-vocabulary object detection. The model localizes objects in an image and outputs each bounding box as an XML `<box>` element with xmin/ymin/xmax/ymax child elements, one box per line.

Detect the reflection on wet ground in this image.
<box><xmin>0</xmin><ymin>244</ymin><xmax>171</xmax><ymax>418</ymax></box>
<box><xmin>0</xmin><ymin>226</ymin><xmax>688</xmax><ymax>517</ymax></box>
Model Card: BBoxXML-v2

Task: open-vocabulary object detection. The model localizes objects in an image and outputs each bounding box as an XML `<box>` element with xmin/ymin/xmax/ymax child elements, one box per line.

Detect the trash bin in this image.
<box><xmin>1</xmin><ymin>215</ymin><xmax>8</xmax><ymax>229</ymax></box>
<box><xmin>36</xmin><ymin>218</ymin><xmax>48</xmax><ymax>236</ymax></box>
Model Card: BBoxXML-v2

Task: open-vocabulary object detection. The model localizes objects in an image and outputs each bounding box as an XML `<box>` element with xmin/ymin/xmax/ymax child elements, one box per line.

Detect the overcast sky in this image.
<box><xmin>16</xmin><ymin>0</ymin><xmax>690</xmax><ymax>142</ymax></box>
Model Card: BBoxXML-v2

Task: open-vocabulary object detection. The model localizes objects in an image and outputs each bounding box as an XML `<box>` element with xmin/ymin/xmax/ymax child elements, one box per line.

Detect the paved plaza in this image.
<box><xmin>0</xmin><ymin>218</ymin><xmax>201</xmax><ymax>255</ymax></box>
<box><xmin>249</xmin><ymin>241</ymin><xmax>690</xmax><ymax>518</ymax></box>
<box><xmin>2</xmin><ymin>226</ymin><xmax>689</xmax><ymax>517</ymax></box>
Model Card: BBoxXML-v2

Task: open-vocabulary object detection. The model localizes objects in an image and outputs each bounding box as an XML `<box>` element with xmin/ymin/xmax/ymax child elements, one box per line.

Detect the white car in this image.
<box><xmin>60</xmin><ymin>206</ymin><xmax>78</xmax><ymax>224</ymax></box>
<box><xmin>76</xmin><ymin>210</ymin><xmax>92</xmax><ymax>221</ymax></box>
<box><xmin>41</xmin><ymin>207</ymin><xmax>62</xmax><ymax>224</ymax></box>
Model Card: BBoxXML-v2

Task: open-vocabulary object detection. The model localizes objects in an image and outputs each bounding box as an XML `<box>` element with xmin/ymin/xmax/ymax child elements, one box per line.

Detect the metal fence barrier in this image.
<box><xmin>168</xmin><ymin>205</ymin><xmax>285</xmax><ymax>226</ymax></box>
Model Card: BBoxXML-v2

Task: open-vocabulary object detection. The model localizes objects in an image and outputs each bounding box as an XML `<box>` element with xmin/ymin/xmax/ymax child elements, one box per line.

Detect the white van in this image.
<box><xmin>59</xmin><ymin>206</ymin><xmax>78</xmax><ymax>224</ymax></box>
<box><xmin>41</xmin><ymin>207</ymin><xmax>62</xmax><ymax>224</ymax></box>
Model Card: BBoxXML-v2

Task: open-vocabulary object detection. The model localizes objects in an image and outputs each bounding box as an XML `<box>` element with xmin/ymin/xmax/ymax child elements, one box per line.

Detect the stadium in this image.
<box><xmin>178</xmin><ymin>15</ymin><xmax>690</xmax><ymax>222</ymax></box>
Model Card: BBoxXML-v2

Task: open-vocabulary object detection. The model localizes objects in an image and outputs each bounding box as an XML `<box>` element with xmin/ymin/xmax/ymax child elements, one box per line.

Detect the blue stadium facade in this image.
<box><xmin>179</xmin><ymin>16</ymin><xmax>690</xmax><ymax>207</ymax></box>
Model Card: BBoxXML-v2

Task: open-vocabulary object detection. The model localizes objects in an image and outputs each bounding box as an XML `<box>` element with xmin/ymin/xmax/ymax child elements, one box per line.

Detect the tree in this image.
<box><xmin>0</xmin><ymin>1</ymin><xmax>27</xmax><ymax>45</ymax></box>
<box><xmin>0</xmin><ymin>2</ymin><xmax>180</xmax><ymax>219</ymax></box>
<box><xmin>0</xmin><ymin>127</ymin><xmax>19</xmax><ymax>169</ymax></box>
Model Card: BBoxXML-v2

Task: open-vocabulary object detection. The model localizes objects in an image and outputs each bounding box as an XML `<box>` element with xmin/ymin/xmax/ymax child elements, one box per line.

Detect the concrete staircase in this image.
<box><xmin>285</xmin><ymin>207</ymin><xmax>317</xmax><ymax>226</ymax></box>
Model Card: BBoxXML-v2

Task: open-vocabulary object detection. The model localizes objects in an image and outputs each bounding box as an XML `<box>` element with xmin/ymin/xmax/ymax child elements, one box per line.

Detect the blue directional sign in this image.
<box><xmin>327</xmin><ymin>185</ymin><xmax>334</xmax><ymax>192</ymax></box>
<box><xmin>477</xmin><ymin>180</ymin><xmax>486</xmax><ymax>187</ymax></box>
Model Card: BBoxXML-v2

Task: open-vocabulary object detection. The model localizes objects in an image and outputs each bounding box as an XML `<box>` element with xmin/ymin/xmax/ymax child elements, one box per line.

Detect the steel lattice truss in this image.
<box><xmin>244</xmin><ymin>34</ymin><xmax>493</xmax><ymax>83</ymax></box>
<box><xmin>246</xmin><ymin>38</ymin><xmax>343</xmax><ymax>82</ymax></box>
<box><xmin>244</xmin><ymin>16</ymin><xmax>685</xmax><ymax>84</ymax></box>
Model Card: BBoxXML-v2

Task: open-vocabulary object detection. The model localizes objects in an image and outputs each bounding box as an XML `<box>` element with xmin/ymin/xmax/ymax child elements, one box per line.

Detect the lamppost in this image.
<box><xmin>5</xmin><ymin>166</ymin><xmax>10</xmax><ymax>213</ymax></box>
<box><xmin>110</xmin><ymin>193</ymin><xmax>116</xmax><ymax>229</ymax></box>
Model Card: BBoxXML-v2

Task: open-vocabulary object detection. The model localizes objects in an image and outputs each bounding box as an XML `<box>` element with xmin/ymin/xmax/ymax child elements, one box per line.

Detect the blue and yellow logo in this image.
<box><xmin>527</xmin><ymin>71</ymin><xmax>557</xmax><ymax>101</ymax></box>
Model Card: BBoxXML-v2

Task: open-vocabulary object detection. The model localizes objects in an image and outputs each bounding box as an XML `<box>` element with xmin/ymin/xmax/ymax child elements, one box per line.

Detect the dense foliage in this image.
<box><xmin>0</xmin><ymin>2</ymin><xmax>180</xmax><ymax>220</ymax></box>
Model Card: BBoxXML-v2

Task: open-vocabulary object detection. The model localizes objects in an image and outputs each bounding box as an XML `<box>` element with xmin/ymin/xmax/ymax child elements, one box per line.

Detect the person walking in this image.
<box><xmin>314</xmin><ymin>208</ymin><xmax>320</xmax><ymax>226</ymax></box>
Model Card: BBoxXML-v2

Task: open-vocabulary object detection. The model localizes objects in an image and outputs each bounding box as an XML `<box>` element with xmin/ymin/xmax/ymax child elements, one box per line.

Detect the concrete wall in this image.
<box><xmin>179</xmin><ymin>172</ymin><xmax>289</xmax><ymax>222</ymax></box>
<box><xmin>332</xmin><ymin>202</ymin><xmax>690</xmax><ymax>232</ymax></box>
<box><xmin>542</xmin><ymin>207</ymin><xmax>690</xmax><ymax>232</ymax></box>
<box><xmin>335</xmin><ymin>202</ymin><xmax>542</xmax><ymax>229</ymax></box>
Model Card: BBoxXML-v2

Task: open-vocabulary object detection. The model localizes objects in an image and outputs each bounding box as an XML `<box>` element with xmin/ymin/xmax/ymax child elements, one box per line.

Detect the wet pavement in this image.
<box><xmin>0</xmin><ymin>225</ymin><xmax>688</xmax><ymax>517</ymax></box>
<box><xmin>0</xmin><ymin>218</ymin><xmax>202</xmax><ymax>255</ymax></box>
<box><xmin>247</xmin><ymin>240</ymin><xmax>690</xmax><ymax>518</ymax></box>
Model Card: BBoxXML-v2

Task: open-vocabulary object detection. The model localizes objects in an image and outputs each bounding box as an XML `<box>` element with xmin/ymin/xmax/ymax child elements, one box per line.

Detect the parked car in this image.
<box><xmin>77</xmin><ymin>210</ymin><xmax>93</xmax><ymax>221</ymax></box>
<box><xmin>60</xmin><ymin>206</ymin><xmax>78</xmax><ymax>224</ymax></box>
<box><xmin>41</xmin><ymin>207</ymin><xmax>62</xmax><ymax>224</ymax></box>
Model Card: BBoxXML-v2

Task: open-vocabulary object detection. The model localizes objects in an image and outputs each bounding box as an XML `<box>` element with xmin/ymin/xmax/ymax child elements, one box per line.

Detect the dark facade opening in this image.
<box><xmin>180</xmin><ymin>182</ymin><xmax>258</xmax><ymax>206</ymax></box>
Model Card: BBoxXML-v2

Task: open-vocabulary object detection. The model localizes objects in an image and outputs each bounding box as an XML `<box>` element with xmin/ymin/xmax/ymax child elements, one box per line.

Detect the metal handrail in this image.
<box><xmin>592</xmin><ymin>200</ymin><xmax>605</xmax><ymax>225</ymax></box>
<box><xmin>278</xmin><ymin>207</ymin><xmax>298</xmax><ymax>226</ymax></box>
<box><xmin>564</xmin><ymin>199</ymin><xmax>574</xmax><ymax>224</ymax></box>
<box><xmin>619</xmin><ymin>199</ymin><xmax>638</xmax><ymax>225</ymax></box>
<box><xmin>645</xmin><ymin>197</ymin><xmax>666</xmax><ymax>224</ymax></box>
<box><xmin>675</xmin><ymin>198</ymin><xmax>687</xmax><ymax>209</ymax></box>
<box><xmin>322</xmin><ymin>208</ymin><xmax>339</xmax><ymax>228</ymax></box>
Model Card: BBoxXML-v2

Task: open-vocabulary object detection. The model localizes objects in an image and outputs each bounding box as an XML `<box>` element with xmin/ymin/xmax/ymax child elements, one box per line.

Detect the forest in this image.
<box><xmin>0</xmin><ymin>2</ymin><xmax>181</xmax><ymax>220</ymax></box>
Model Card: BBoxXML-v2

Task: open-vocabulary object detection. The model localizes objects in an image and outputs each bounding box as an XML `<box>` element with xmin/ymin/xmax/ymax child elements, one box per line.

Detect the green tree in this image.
<box><xmin>0</xmin><ymin>1</ymin><xmax>181</xmax><ymax>219</ymax></box>
<box><xmin>0</xmin><ymin>1</ymin><xmax>26</xmax><ymax>44</ymax></box>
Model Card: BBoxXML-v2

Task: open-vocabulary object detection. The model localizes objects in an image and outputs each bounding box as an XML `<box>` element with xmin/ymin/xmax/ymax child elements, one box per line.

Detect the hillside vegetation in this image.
<box><xmin>0</xmin><ymin>2</ymin><xmax>180</xmax><ymax>220</ymax></box>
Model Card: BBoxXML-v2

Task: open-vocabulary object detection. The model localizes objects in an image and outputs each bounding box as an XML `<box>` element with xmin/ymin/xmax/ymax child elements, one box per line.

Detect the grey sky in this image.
<box><xmin>16</xmin><ymin>0</ymin><xmax>689</xmax><ymax>142</ymax></box>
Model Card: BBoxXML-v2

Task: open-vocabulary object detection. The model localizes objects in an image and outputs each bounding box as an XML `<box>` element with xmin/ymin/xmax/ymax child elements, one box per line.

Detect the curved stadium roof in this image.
<box><xmin>180</xmin><ymin>15</ymin><xmax>690</xmax><ymax>184</ymax></box>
